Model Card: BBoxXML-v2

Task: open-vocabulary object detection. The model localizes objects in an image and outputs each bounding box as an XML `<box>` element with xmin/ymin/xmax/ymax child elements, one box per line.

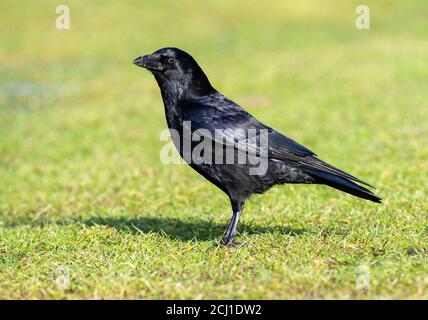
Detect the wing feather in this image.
<box><xmin>182</xmin><ymin>95</ymin><xmax>374</xmax><ymax>188</ymax></box>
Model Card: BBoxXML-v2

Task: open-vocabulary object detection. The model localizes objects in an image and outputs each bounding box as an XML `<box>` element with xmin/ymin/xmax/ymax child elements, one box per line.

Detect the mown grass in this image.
<box><xmin>0</xmin><ymin>0</ymin><xmax>427</xmax><ymax>299</ymax></box>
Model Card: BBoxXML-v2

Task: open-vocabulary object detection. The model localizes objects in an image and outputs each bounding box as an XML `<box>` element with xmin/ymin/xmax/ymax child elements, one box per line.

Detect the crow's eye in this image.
<box><xmin>161</xmin><ymin>55</ymin><xmax>175</xmax><ymax>64</ymax></box>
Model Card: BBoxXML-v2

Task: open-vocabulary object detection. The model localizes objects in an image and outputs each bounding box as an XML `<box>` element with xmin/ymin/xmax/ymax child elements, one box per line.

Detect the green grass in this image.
<box><xmin>0</xmin><ymin>0</ymin><xmax>427</xmax><ymax>299</ymax></box>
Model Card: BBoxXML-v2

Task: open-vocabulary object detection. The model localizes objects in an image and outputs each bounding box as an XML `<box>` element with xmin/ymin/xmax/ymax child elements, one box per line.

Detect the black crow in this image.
<box><xmin>133</xmin><ymin>47</ymin><xmax>381</xmax><ymax>246</ymax></box>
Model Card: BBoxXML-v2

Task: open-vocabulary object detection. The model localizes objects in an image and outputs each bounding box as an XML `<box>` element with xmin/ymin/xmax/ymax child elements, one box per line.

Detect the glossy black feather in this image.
<box><xmin>183</xmin><ymin>94</ymin><xmax>375</xmax><ymax>189</ymax></box>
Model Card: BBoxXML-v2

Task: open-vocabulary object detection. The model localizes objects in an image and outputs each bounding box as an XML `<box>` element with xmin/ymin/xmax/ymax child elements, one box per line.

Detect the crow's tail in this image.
<box><xmin>303</xmin><ymin>167</ymin><xmax>382</xmax><ymax>203</ymax></box>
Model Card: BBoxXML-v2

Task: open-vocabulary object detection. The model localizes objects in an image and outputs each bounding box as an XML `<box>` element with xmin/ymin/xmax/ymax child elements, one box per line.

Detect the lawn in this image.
<box><xmin>0</xmin><ymin>0</ymin><xmax>427</xmax><ymax>299</ymax></box>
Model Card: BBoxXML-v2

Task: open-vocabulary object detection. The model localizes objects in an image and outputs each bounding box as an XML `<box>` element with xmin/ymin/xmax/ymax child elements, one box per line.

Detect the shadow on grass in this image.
<box><xmin>3</xmin><ymin>215</ymin><xmax>315</xmax><ymax>243</ymax></box>
<box><xmin>81</xmin><ymin>216</ymin><xmax>310</xmax><ymax>242</ymax></box>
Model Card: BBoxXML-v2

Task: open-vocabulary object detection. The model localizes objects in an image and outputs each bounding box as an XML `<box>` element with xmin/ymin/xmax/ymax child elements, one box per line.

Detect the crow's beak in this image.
<box><xmin>133</xmin><ymin>54</ymin><xmax>164</xmax><ymax>71</ymax></box>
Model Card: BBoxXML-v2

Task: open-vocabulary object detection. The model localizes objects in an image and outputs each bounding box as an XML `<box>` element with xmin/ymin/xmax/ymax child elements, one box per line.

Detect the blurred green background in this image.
<box><xmin>0</xmin><ymin>0</ymin><xmax>427</xmax><ymax>299</ymax></box>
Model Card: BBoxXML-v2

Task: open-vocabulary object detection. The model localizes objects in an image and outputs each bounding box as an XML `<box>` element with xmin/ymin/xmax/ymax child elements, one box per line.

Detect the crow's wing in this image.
<box><xmin>182</xmin><ymin>95</ymin><xmax>373</xmax><ymax>187</ymax></box>
<box><xmin>182</xmin><ymin>97</ymin><xmax>315</xmax><ymax>158</ymax></box>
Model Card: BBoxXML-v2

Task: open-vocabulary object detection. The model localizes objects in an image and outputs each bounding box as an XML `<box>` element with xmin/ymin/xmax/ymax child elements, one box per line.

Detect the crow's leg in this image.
<box><xmin>221</xmin><ymin>199</ymin><xmax>244</xmax><ymax>247</ymax></box>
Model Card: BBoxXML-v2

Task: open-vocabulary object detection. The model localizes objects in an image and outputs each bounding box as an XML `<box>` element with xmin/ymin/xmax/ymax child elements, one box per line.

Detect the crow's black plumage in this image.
<box><xmin>133</xmin><ymin>47</ymin><xmax>381</xmax><ymax>246</ymax></box>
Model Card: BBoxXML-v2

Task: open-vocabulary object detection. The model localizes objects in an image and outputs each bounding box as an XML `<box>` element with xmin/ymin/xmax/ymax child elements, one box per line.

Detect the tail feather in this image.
<box><xmin>302</xmin><ymin>167</ymin><xmax>382</xmax><ymax>203</ymax></box>
<box><xmin>300</xmin><ymin>157</ymin><xmax>374</xmax><ymax>188</ymax></box>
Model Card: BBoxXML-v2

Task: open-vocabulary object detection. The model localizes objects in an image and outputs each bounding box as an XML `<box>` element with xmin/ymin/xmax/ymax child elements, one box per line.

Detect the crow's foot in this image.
<box><xmin>220</xmin><ymin>235</ymin><xmax>240</xmax><ymax>247</ymax></box>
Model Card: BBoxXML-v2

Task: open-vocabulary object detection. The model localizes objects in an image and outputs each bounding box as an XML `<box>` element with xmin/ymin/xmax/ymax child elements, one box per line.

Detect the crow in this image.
<box><xmin>133</xmin><ymin>47</ymin><xmax>381</xmax><ymax>246</ymax></box>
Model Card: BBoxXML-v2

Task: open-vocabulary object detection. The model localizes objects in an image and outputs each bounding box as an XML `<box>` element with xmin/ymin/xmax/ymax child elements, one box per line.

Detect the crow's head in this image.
<box><xmin>133</xmin><ymin>47</ymin><xmax>214</xmax><ymax>96</ymax></box>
